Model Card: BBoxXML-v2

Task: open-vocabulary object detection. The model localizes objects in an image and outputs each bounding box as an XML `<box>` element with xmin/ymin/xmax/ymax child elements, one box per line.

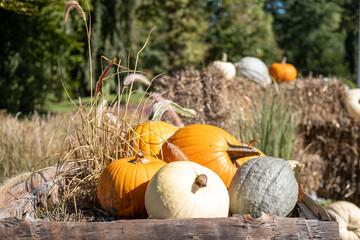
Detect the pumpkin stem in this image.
<box><xmin>129</xmin><ymin>153</ymin><xmax>150</xmax><ymax>164</ymax></box>
<box><xmin>195</xmin><ymin>174</ymin><xmax>207</xmax><ymax>188</ymax></box>
<box><xmin>222</xmin><ymin>52</ymin><xmax>227</xmax><ymax>62</ymax></box>
<box><xmin>347</xmin><ymin>224</ymin><xmax>359</xmax><ymax>231</ymax></box>
<box><xmin>246</xmin><ymin>139</ymin><xmax>260</xmax><ymax>146</ymax></box>
<box><xmin>227</xmin><ymin>143</ymin><xmax>261</xmax><ymax>162</ymax></box>
<box><xmin>282</xmin><ymin>57</ymin><xmax>287</xmax><ymax>65</ymax></box>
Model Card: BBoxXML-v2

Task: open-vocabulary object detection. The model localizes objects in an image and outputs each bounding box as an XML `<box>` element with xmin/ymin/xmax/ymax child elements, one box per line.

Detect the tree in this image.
<box><xmin>338</xmin><ymin>0</ymin><xmax>359</xmax><ymax>79</ymax></box>
<box><xmin>84</xmin><ymin>0</ymin><xmax>138</xmax><ymax>94</ymax></box>
<box><xmin>265</xmin><ymin>0</ymin><xmax>348</xmax><ymax>77</ymax></box>
<box><xmin>0</xmin><ymin>0</ymin><xmax>53</xmax><ymax>15</ymax></box>
<box><xmin>135</xmin><ymin>0</ymin><xmax>209</xmax><ymax>72</ymax></box>
<box><xmin>0</xmin><ymin>0</ymin><xmax>89</xmax><ymax>113</ymax></box>
<box><xmin>206</xmin><ymin>0</ymin><xmax>281</xmax><ymax>65</ymax></box>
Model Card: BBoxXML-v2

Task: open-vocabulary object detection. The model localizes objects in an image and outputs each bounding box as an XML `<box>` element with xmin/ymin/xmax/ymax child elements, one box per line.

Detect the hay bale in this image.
<box><xmin>153</xmin><ymin>67</ymin><xmax>233</xmax><ymax>132</ymax></box>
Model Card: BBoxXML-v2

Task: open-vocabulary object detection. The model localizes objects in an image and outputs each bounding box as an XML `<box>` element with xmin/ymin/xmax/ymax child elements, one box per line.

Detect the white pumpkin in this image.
<box><xmin>211</xmin><ymin>61</ymin><xmax>236</xmax><ymax>80</ymax></box>
<box><xmin>145</xmin><ymin>161</ymin><xmax>229</xmax><ymax>219</ymax></box>
<box><xmin>326</xmin><ymin>201</ymin><xmax>360</xmax><ymax>240</ymax></box>
<box><xmin>235</xmin><ymin>57</ymin><xmax>271</xmax><ymax>86</ymax></box>
<box><xmin>345</xmin><ymin>88</ymin><xmax>360</xmax><ymax>119</ymax></box>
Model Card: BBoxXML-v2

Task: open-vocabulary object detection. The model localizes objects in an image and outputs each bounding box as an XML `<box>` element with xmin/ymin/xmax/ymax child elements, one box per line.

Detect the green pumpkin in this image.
<box><xmin>228</xmin><ymin>156</ymin><xmax>298</xmax><ymax>218</ymax></box>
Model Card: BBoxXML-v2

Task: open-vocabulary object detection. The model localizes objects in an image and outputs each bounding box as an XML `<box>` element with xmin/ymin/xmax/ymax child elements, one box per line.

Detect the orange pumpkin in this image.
<box><xmin>97</xmin><ymin>153</ymin><xmax>166</xmax><ymax>218</ymax></box>
<box><xmin>161</xmin><ymin>124</ymin><xmax>264</xmax><ymax>188</ymax></box>
<box><xmin>269</xmin><ymin>57</ymin><xmax>297</xmax><ymax>83</ymax></box>
<box><xmin>128</xmin><ymin>121</ymin><xmax>178</xmax><ymax>159</ymax></box>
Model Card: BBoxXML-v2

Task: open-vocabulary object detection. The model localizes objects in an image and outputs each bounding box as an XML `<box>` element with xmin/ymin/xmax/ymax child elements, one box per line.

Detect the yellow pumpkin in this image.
<box><xmin>128</xmin><ymin>121</ymin><xmax>178</xmax><ymax>158</ymax></box>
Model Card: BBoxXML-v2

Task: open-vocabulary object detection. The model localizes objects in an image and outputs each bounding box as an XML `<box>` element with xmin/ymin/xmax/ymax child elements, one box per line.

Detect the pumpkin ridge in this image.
<box><xmin>113</xmin><ymin>160</ymin><xmax>128</xmax><ymax>193</ymax></box>
<box><xmin>256</xmin><ymin>163</ymin><xmax>288</xmax><ymax>216</ymax></box>
<box><xmin>111</xmin><ymin>161</ymin><xmax>129</xmax><ymax>215</ymax></box>
<box><xmin>169</xmin><ymin>177</ymin><xmax>195</xmax><ymax>218</ymax></box>
<box><xmin>236</xmin><ymin>157</ymin><xmax>260</xmax><ymax>211</ymax></box>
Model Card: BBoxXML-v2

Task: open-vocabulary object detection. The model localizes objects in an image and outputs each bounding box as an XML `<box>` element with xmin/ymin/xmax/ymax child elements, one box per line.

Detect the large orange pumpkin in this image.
<box><xmin>161</xmin><ymin>124</ymin><xmax>264</xmax><ymax>188</ymax></box>
<box><xmin>128</xmin><ymin>121</ymin><xmax>178</xmax><ymax>159</ymax></box>
<box><xmin>269</xmin><ymin>57</ymin><xmax>297</xmax><ymax>83</ymax></box>
<box><xmin>97</xmin><ymin>153</ymin><xmax>166</xmax><ymax>218</ymax></box>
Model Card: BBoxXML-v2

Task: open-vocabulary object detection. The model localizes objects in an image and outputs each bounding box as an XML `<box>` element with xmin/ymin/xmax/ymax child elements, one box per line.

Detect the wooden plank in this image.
<box><xmin>0</xmin><ymin>214</ymin><xmax>338</xmax><ymax>240</ymax></box>
<box><xmin>0</xmin><ymin>166</ymin><xmax>58</xmax><ymax>211</ymax></box>
<box><xmin>298</xmin><ymin>189</ymin><xmax>335</xmax><ymax>221</ymax></box>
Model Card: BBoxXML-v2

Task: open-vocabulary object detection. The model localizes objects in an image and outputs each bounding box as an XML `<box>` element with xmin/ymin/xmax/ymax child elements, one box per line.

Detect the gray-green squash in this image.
<box><xmin>235</xmin><ymin>57</ymin><xmax>271</xmax><ymax>86</ymax></box>
<box><xmin>228</xmin><ymin>156</ymin><xmax>298</xmax><ymax>218</ymax></box>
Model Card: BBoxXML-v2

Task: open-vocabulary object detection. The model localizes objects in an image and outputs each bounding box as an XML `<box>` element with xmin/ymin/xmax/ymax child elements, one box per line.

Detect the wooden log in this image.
<box><xmin>0</xmin><ymin>164</ymin><xmax>78</xmax><ymax>219</ymax></box>
<box><xmin>0</xmin><ymin>214</ymin><xmax>338</xmax><ymax>240</ymax></box>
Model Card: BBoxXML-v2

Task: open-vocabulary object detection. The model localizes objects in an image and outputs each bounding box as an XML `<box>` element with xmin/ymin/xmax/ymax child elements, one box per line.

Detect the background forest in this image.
<box><xmin>0</xmin><ymin>0</ymin><xmax>359</xmax><ymax>114</ymax></box>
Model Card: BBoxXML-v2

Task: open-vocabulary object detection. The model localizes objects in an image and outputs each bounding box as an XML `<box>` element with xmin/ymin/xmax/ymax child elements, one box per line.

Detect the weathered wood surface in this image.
<box><xmin>0</xmin><ymin>214</ymin><xmax>338</xmax><ymax>240</ymax></box>
<box><xmin>298</xmin><ymin>190</ymin><xmax>335</xmax><ymax>221</ymax></box>
<box><xmin>0</xmin><ymin>164</ymin><xmax>77</xmax><ymax>219</ymax></box>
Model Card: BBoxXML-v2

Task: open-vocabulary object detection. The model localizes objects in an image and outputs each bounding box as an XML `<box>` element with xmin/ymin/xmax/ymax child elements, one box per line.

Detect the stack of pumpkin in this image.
<box><xmin>97</xmin><ymin>121</ymin><xmax>299</xmax><ymax>219</ymax></box>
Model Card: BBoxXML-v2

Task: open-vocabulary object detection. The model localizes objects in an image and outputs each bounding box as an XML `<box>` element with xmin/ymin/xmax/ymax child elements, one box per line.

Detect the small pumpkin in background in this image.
<box><xmin>145</xmin><ymin>161</ymin><xmax>229</xmax><ymax>219</ymax></box>
<box><xmin>345</xmin><ymin>88</ymin><xmax>360</xmax><ymax>119</ymax></box>
<box><xmin>235</xmin><ymin>56</ymin><xmax>272</xmax><ymax>86</ymax></box>
<box><xmin>228</xmin><ymin>156</ymin><xmax>298</xmax><ymax>218</ymax></box>
<box><xmin>211</xmin><ymin>53</ymin><xmax>236</xmax><ymax>80</ymax></box>
<box><xmin>269</xmin><ymin>57</ymin><xmax>297</xmax><ymax>83</ymax></box>
<box><xmin>326</xmin><ymin>201</ymin><xmax>360</xmax><ymax>240</ymax></box>
<box><xmin>97</xmin><ymin>153</ymin><xmax>166</xmax><ymax>218</ymax></box>
<box><xmin>161</xmin><ymin>124</ymin><xmax>263</xmax><ymax>188</ymax></box>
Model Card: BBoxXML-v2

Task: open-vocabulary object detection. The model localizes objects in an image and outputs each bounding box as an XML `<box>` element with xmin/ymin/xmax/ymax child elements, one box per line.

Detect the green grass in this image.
<box><xmin>43</xmin><ymin>92</ymin><xmax>145</xmax><ymax>113</ymax></box>
<box><xmin>233</xmin><ymin>87</ymin><xmax>299</xmax><ymax>160</ymax></box>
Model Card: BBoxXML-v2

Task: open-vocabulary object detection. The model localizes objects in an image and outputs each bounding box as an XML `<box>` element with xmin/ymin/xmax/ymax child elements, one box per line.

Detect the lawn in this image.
<box><xmin>42</xmin><ymin>92</ymin><xmax>146</xmax><ymax>113</ymax></box>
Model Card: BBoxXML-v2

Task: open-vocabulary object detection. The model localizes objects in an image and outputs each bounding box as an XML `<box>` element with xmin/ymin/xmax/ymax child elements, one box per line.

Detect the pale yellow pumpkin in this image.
<box><xmin>211</xmin><ymin>52</ymin><xmax>236</xmax><ymax>80</ymax></box>
<box><xmin>326</xmin><ymin>201</ymin><xmax>360</xmax><ymax>240</ymax></box>
<box><xmin>145</xmin><ymin>161</ymin><xmax>229</xmax><ymax>219</ymax></box>
<box><xmin>345</xmin><ymin>88</ymin><xmax>360</xmax><ymax>119</ymax></box>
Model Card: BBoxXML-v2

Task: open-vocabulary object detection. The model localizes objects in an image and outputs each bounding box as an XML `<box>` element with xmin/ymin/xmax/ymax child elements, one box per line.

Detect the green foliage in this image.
<box><xmin>265</xmin><ymin>0</ymin><xmax>350</xmax><ymax>78</ymax></box>
<box><xmin>136</xmin><ymin>0</ymin><xmax>209</xmax><ymax>72</ymax></box>
<box><xmin>0</xmin><ymin>1</ymin><xmax>89</xmax><ymax>114</ymax></box>
<box><xmin>206</xmin><ymin>0</ymin><xmax>282</xmax><ymax>65</ymax></box>
<box><xmin>43</xmin><ymin>92</ymin><xmax>145</xmax><ymax>113</ymax></box>
<box><xmin>1</xmin><ymin>0</ymin><xmax>360</xmax><ymax>114</ymax></box>
<box><xmin>85</xmin><ymin>0</ymin><xmax>138</xmax><ymax>93</ymax></box>
<box><xmin>234</xmin><ymin>87</ymin><xmax>299</xmax><ymax>160</ymax></box>
<box><xmin>0</xmin><ymin>0</ymin><xmax>54</xmax><ymax>15</ymax></box>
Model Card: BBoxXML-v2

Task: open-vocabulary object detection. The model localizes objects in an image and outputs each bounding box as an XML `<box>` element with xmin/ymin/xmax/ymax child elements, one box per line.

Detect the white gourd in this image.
<box><xmin>235</xmin><ymin>57</ymin><xmax>271</xmax><ymax>86</ymax></box>
<box><xmin>211</xmin><ymin>53</ymin><xmax>236</xmax><ymax>80</ymax></box>
<box><xmin>145</xmin><ymin>161</ymin><xmax>229</xmax><ymax>219</ymax></box>
<box><xmin>212</xmin><ymin>61</ymin><xmax>236</xmax><ymax>80</ymax></box>
<box><xmin>345</xmin><ymin>88</ymin><xmax>360</xmax><ymax>119</ymax></box>
<box><xmin>326</xmin><ymin>201</ymin><xmax>360</xmax><ymax>240</ymax></box>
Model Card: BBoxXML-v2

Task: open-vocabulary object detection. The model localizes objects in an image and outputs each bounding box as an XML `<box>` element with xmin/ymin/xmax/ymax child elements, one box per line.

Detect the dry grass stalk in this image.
<box><xmin>0</xmin><ymin>112</ymin><xmax>69</xmax><ymax>183</ymax></box>
<box><xmin>64</xmin><ymin>0</ymin><xmax>86</xmax><ymax>23</ymax></box>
